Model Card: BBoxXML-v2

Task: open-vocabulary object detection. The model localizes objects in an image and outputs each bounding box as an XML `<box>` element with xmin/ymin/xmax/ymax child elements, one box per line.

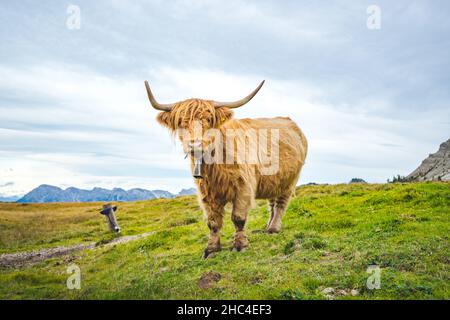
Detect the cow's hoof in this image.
<box><xmin>233</xmin><ymin>231</ymin><xmax>249</xmax><ymax>252</ymax></box>
<box><xmin>232</xmin><ymin>245</ymin><xmax>248</xmax><ymax>252</ymax></box>
<box><xmin>266</xmin><ymin>227</ymin><xmax>281</xmax><ymax>234</ymax></box>
<box><xmin>203</xmin><ymin>247</ymin><xmax>220</xmax><ymax>259</ymax></box>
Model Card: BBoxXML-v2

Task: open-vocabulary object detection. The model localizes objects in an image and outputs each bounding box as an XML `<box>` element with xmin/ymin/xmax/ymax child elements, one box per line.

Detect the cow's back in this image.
<box><xmin>225</xmin><ymin>117</ymin><xmax>308</xmax><ymax>199</ymax></box>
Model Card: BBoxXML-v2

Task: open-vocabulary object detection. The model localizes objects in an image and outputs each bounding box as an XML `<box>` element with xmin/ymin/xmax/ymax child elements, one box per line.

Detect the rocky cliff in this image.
<box><xmin>407</xmin><ymin>138</ymin><xmax>450</xmax><ymax>181</ymax></box>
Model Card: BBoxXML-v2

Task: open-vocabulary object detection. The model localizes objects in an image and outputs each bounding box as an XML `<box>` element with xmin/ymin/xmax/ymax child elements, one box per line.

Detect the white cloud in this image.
<box><xmin>1</xmin><ymin>62</ymin><xmax>446</xmax><ymax>196</ymax></box>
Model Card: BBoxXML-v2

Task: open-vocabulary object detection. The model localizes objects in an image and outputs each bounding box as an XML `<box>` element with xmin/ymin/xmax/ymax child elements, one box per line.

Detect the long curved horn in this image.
<box><xmin>213</xmin><ymin>80</ymin><xmax>265</xmax><ymax>109</ymax></box>
<box><xmin>144</xmin><ymin>81</ymin><xmax>175</xmax><ymax>111</ymax></box>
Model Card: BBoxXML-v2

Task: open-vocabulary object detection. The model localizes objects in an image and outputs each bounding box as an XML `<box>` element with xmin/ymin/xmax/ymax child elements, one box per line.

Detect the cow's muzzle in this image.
<box><xmin>193</xmin><ymin>158</ymin><xmax>202</xmax><ymax>179</ymax></box>
<box><xmin>187</xmin><ymin>141</ymin><xmax>203</xmax><ymax>179</ymax></box>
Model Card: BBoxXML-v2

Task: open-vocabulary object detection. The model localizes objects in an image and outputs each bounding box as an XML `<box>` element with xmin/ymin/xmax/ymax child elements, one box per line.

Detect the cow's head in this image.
<box><xmin>100</xmin><ymin>204</ymin><xmax>120</xmax><ymax>233</ymax></box>
<box><xmin>145</xmin><ymin>80</ymin><xmax>264</xmax><ymax>178</ymax></box>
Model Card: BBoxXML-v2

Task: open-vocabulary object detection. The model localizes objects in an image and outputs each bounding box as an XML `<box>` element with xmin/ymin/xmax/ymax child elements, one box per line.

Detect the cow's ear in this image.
<box><xmin>215</xmin><ymin>107</ymin><xmax>234</xmax><ymax>126</ymax></box>
<box><xmin>156</xmin><ymin>111</ymin><xmax>172</xmax><ymax>129</ymax></box>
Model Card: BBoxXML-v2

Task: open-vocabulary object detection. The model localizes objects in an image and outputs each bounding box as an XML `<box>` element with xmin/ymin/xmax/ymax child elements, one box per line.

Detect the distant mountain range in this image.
<box><xmin>10</xmin><ymin>185</ymin><xmax>197</xmax><ymax>203</ymax></box>
<box><xmin>0</xmin><ymin>195</ymin><xmax>21</xmax><ymax>202</ymax></box>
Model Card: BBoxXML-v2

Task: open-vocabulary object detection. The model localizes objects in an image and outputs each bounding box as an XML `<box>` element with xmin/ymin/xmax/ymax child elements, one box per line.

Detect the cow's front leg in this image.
<box><xmin>203</xmin><ymin>203</ymin><xmax>224</xmax><ymax>259</ymax></box>
<box><xmin>231</xmin><ymin>197</ymin><xmax>251</xmax><ymax>252</ymax></box>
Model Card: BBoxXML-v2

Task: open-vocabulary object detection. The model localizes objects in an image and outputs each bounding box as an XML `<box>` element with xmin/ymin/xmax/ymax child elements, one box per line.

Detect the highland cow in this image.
<box><xmin>145</xmin><ymin>80</ymin><xmax>307</xmax><ymax>258</ymax></box>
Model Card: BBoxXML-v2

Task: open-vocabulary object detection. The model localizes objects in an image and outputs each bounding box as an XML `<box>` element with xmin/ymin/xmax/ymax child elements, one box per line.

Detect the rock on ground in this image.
<box><xmin>198</xmin><ymin>271</ymin><xmax>221</xmax><ymax>289</ymax></box>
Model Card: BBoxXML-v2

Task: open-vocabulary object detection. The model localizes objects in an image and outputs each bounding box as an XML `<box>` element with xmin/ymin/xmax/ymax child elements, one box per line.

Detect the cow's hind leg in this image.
<box><xmin>231</xmin><ymin>196</ymin><xmax>251</xmax><ymax>251</ymax></box>
<box><xmin>203</xmin><ymin>202</ymin><xmax>225</xmax><ymax>259</ymax></box>
<box><xmin>267</xmin><ymin>193</ymin><xmax>291</xmax><ymax>233</ymax></box>
<box><xmin>266</xmin><ymin>199</ymin><xmax>275</xmax><ymax>228</ymax></box>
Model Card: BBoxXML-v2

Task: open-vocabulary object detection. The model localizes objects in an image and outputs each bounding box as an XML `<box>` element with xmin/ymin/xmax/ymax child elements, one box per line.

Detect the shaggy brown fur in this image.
<box><xmin>155</xmin><ymin>99</ymin><xmax>307</xmax><ymax>258</ymax></box>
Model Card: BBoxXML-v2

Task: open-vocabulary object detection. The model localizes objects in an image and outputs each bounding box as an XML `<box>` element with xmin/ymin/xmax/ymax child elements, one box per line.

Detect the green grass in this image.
<box><xmin>0</xmin><ymin>182</ymin><xmax>449</xmax><ymax>299</ymax></box>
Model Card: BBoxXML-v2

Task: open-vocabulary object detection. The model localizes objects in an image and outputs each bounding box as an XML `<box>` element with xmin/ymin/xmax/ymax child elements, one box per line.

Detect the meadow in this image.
<box><xmin>0</xmin><ymin>182</ymin><xmax>448</xmax><ymax>299</ymax></box>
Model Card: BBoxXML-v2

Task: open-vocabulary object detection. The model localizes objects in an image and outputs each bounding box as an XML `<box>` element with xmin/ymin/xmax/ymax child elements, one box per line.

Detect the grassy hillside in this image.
<box><xmin>0</xmin><ymin>182</ymin><xmax>448</xmax><ymax>299</ymax></box>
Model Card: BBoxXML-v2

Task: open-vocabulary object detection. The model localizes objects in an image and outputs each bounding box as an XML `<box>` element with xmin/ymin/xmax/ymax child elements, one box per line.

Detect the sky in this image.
<box><xmin>0</xmin><ymin>0</ymin><xmax>449</xmax><ymax>196</ymax></box>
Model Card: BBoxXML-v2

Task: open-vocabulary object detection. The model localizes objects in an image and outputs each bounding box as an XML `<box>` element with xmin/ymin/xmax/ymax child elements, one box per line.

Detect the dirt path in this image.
<box><xmin>0</xmin><ymin>231</ymin><xmax>155</xmax><ymax>268</ymax></box>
